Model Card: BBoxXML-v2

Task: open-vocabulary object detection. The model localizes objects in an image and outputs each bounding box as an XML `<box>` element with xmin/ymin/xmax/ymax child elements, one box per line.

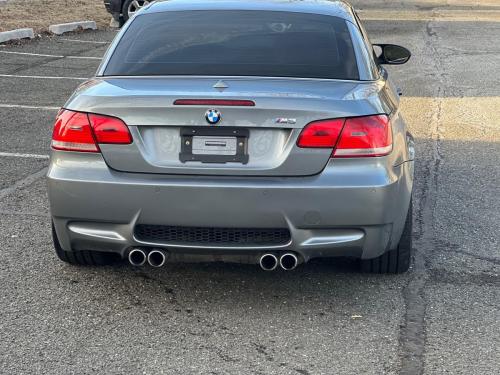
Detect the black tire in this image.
<box><xmin>360</xmin><ymin>199</ymin><xmax>413</xmax><ymax>274</ymax></box>
<box><xmin>52</xmin><ymin>223</ymin><xmax>118</xmax><ymax>266</ymax></box>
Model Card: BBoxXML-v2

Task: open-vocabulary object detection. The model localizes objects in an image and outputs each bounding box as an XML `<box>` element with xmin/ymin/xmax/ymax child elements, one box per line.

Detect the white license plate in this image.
<box><xmin>191</xmin><ymin>136</ymin><xmax>237</xmax><ymax>155</ymax></box>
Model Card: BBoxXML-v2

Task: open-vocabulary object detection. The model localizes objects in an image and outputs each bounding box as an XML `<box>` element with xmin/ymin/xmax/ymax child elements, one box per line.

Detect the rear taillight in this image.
<box><xmin>88</xmin><ymin>113</ymin><xmax>132</xmax><ymax>144</ymax></box>
<box><xmin>51</xmin><ymin>110</ymin><xmax>132</xmax><ymax>152</ymax></box>
<box><xmin>296</xmin><ymin>119</ymin><xmax>345</xmax><ymax>148</ymax></box>
<box><xmin>297</xmin><ymin>115</ymin><xmax>392</xmax><ymax>157</ymax></box>
<box><xmin>51</xmin><ymin>110</ymin><xmax>99</xmax><ymax>152</ymax></box>
<box><xmin>333</xmin><ymin>115</ymin><xmax>392</xmax><ymax>157</ymax></box>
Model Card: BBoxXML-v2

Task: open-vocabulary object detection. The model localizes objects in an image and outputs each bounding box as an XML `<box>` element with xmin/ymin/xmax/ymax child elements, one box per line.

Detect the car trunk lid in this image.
<box><xmin>65</xmin><ymin>77</ymin><xmax>389</xmax><ymax>176</ymax></box>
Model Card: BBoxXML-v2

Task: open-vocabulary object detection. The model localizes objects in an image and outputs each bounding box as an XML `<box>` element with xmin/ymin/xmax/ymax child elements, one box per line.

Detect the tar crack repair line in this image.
<box><xmin>398</xmin><ymin>20</ymin><xmax>445</xmax><ymax>375</ymax></box>
<box><xmin>0</xmin><ymin>167</ymin><xmax>48</xmax><ymax>201</ymax></box>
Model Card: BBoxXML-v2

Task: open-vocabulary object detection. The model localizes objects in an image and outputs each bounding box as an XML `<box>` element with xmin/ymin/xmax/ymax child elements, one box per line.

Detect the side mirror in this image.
<box><xmin>373</xmin><ymin>44</ymin><xmax>411</xmax><ymax>65</ymax></box>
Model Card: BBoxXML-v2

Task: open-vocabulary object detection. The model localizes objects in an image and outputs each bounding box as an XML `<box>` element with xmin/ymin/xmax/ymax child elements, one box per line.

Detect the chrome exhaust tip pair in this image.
<box><xmin>128</xmin><ymin>248</ymin><xmax>167</xmax><ymax>267</ymax></box>
<box><xmin>259</xmin><ymin>253</ymin><xmax>299</xmax><ymax>271</ymax></box>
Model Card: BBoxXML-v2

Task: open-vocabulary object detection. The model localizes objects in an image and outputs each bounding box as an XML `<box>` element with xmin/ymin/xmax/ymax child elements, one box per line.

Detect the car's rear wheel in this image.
<box><xmin>360</xmin><ymin>199</ymin><xmax>413</xmax><ymax>274</ymax></box>
<box><xmin>52</xmin><ymin>223</ymin><xmax>118</xmax><ymax>266</ymax></box>
<box><xmin>122</xmin><ymin>0</ymin><xmax>150</xmax><ymax>22</ymax></box>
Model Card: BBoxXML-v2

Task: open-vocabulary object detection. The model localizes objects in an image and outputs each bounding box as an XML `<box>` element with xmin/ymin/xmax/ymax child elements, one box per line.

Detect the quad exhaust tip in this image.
<box><xmin>259</xmin><ymin>253</ymin><xmax>278</xmax><ymax>271</ymax></box>
<box><xmin>128</xmin><ymin>248</ymin><xmax>168</xmax><ymax>267</ymax></box>
<box><xmin>128</xmin><ymin>248</ymin><xmax>147</xmax><ymax>266</ymax></box>
<box><xmin>279</xmin><ymin>253</ymin><xmax>298</xmax><ymax>271</ymax></box>
<box><xmin>147</xmin><ymin>249</ymin><xmax>167</xmax><ymax>268</ymax></box>
<box><xmin>129</xmin><ymin>249</ymin><xmax>296</xmax><ymax>270</ymax></box>
<box><xmin>259</xmin><ymin>253</ymin><xmax>300</xmax><ymax>271</ymax></box>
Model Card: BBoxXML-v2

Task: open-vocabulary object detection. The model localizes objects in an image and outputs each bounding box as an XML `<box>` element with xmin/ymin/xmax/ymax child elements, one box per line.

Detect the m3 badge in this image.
<box><xmin>274</xmin><ymin>118</ymin><xmax>296</xmax><ymax>125</ymax></box>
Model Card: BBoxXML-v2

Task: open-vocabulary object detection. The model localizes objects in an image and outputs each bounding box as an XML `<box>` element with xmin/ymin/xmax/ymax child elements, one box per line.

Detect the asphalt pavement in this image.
<box><xmin>0</xmin><ymin>5</ymin><xmax>499</xmax><ymax>375</ymax></box>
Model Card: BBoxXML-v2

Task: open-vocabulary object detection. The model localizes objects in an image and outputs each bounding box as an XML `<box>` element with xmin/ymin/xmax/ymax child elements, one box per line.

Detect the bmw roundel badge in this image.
<box><xmin>205</xmin><ymin>109</ymin><xmax>221</xmax><ymax>124</ymax></box>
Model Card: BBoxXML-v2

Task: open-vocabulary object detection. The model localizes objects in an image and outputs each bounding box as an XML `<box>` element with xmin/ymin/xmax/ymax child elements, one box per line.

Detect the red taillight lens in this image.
<box><xmin>333</xmin><ymin>115</ymin><xmax>392</xmax><ymax>157</ymax></box>
<box><xmin>51</xmin><ymin>110</ymin><xmax>99</xmax><ymax>152</ymax></box>
<box><xmin>88</xmin><ymin>113</ymin><xmax>132</xmax><ymax>144</ymax></box>
<box><xmin>51</xmin><ymin>110</ymin><xmax>132</xmax><ymax>152</ymax></box>
<box><xmin>297</xmin><ymin>119</ymin><xmax>345</xmax><ymax>148</ymax></box>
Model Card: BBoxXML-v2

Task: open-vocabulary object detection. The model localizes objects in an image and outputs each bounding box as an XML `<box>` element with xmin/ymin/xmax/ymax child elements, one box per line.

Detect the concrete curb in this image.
<box><xmin>0</xmin><ymin>28</ymin><xmax>35</xmax><ymax>43</ymax></box>
<box><xmin>109</xmin><ymin>17</ymin><xmax>120</xmax><ymax>28</ymax></box>
<box><xmin>48</xmin><ymin>21</ymin><xmax>97</xmax><ymax>35</ymax></box>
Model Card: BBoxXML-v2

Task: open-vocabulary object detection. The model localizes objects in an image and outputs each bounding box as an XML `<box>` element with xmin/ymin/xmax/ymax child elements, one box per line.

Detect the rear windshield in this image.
<box><xmin>103</xmin><ymin>10</ymin><xmax>359</xmax><ymax>80</ymax></box>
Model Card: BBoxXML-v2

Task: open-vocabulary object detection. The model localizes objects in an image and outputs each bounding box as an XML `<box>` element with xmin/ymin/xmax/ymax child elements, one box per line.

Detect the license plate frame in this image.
<box><xmin>179</xmin><ymin>127</ymin><xmax>249</xmax><ymax>164</ymax></box>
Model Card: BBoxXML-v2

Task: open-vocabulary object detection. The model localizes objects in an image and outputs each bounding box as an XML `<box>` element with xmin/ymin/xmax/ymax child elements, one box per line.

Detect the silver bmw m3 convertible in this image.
<box><xmin>47</xmin><ymin>0</ymin><xmax>414</xmax><ymax>273</ymax></box>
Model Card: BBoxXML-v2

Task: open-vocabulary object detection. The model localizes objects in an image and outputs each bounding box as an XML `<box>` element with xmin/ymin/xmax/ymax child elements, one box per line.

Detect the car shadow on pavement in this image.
<box><xmin>87</xmin><ymin>256</ymin><xmax>404</xmax><ymax>309</ymax></box>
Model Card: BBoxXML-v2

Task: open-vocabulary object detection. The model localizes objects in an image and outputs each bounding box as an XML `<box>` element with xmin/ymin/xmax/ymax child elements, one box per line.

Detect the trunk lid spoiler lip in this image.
<box><xmin>66</xmin><ymin>77</ymin><xmax>387</xmax><ymax>110</ymax></box>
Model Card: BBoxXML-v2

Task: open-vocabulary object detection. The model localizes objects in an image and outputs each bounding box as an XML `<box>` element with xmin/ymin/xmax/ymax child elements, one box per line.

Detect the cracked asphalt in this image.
<box><xmin>0</xmin><ymin>2</ymin><xmax>499</xmax><ymax>374</ymax></box>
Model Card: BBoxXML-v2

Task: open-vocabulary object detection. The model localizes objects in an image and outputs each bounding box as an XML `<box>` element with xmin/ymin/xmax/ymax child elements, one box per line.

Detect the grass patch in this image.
<box><xmin>0</xmin><ymin>0</ymin><xmax>110</xmax><ymax>32</ymax></box>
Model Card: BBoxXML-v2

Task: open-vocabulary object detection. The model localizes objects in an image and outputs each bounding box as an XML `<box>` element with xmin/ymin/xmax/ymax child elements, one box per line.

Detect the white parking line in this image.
<box><xmin>0</xmin><ymin>74</ymin><xmax>87</xmax><ymax>80</ymax></box>
<box><xmin>0</xmin><ymin>104</ymin><xmax>60</xmax><ymax>110</ymax></box>
<box><xmin>359</xmin><ymin>9</ymin><xmax>500</xmax><ymax>22</ymax></box>
<box><xmin>0</xmin><ymin>152</ymin><xmax>50</xmax><ymax>159</ymax></box>
<box><xmin>59</xmin><ymin>38</ymin><xmax>110</xmax><ymax>44</ymax></box>
<box><xmin>67</xmin><ymin>55</ymin><xmax>102</xmax><ymax>60</ymax></box>
<box><xmin>0</xmin><ymin>50</ymin><xmax>102</xmax><ymax>60</ymax></box>
<box><xmin>0</xmin><ymin>51</ymin><xmax>64</xmax><ymax>58</ymax></box>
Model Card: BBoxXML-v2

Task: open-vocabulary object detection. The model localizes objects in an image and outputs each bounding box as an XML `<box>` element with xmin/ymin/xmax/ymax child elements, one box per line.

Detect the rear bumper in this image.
<box><xmin>47</xmin><ymin>151</ymin><xmax>413</xmax><ymax>261</ymax></box>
